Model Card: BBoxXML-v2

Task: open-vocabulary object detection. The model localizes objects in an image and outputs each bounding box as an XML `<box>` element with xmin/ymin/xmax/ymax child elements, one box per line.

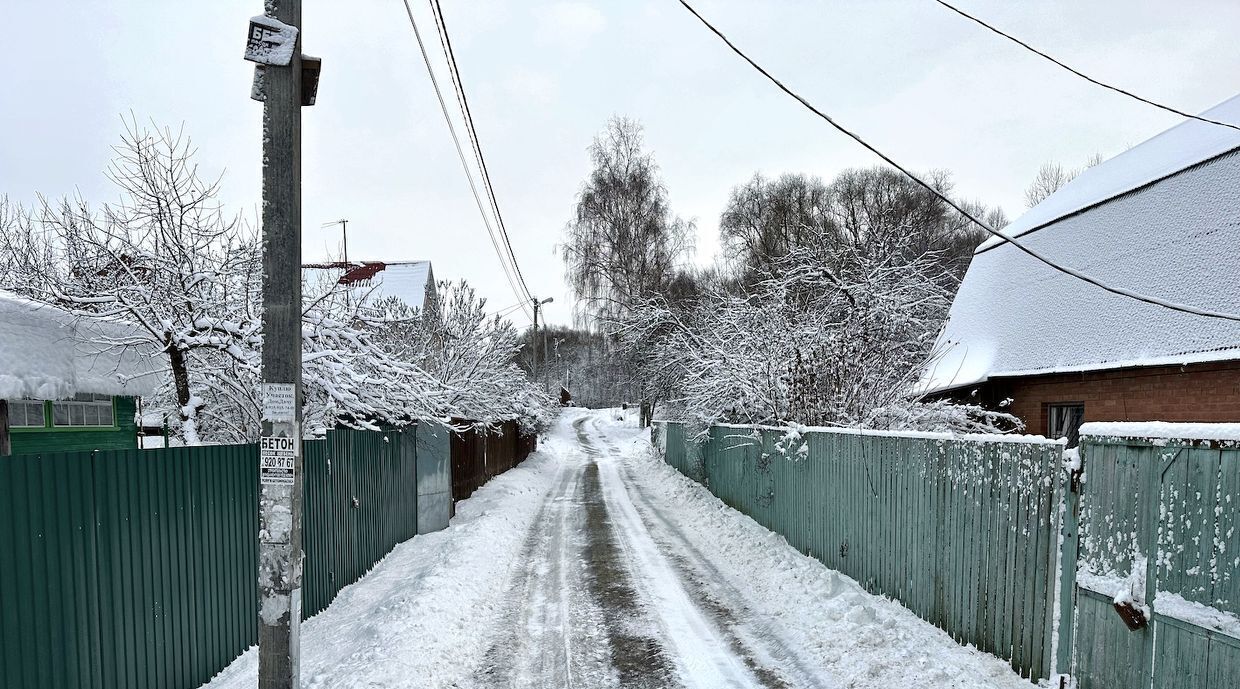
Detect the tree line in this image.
<box><xmin>554</xmin><ymin>117</ymin><xmax>1034</xmax><ymax>433</ymax></box>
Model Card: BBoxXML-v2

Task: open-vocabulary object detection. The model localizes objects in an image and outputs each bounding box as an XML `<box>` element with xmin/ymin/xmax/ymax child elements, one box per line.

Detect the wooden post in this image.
<box><xmin>254</xmin><ymin>2</ymin><xmax>304</xmax><ymax>688</ymax></box>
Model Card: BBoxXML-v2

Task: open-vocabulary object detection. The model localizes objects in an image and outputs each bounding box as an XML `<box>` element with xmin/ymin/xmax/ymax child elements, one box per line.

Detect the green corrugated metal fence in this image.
<box><xmin>656</xmin><ymin>421</ymin><xmax>1065</xmax><ymax>680</ymax></box>
<box><xmin>1059</xmin><ymin>432</ymin><xmax>1240</xmax><ymax>688</ymax></box>
<box><xmin>0</xmin><ymin>425</ymin><xmax>431</xmax><ymax>689</ymax></box>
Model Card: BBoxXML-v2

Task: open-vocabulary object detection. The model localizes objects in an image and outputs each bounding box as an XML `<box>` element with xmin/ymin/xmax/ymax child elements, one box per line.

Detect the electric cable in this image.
<box><xmin>674</xmin><ymin>0</ymin><xmax>1240</xmax><ymax>322</ymax></box>
<box><xmin>398</xmin><ymin>0</ymin><xmax>535</xmax><ymax>320</ymax></box>
<box><xmin>932</xmin><ymin>0</ymin><xmax>1240</xmax><ymax>132</ymax></box>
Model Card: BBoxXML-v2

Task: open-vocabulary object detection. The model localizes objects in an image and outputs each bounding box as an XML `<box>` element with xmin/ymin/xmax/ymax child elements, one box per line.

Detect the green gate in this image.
<box><xmin>1057</xmin><ymin>427</ymin><xmax>1240</xmax><ymax>688</ymax></box>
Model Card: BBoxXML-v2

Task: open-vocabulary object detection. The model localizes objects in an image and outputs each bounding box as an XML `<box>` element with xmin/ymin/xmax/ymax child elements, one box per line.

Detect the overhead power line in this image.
<box><xmin>428</xmin><ymin>0</ymin><xmax>534</xmax><ymax>305</ymax></box>
<box><xmin>932</xmin><ymin>0</ymin><xmax>1240</xmax><ymax>132</ymax></box>
<box><xmin>673</xmin><ymin>0</ymin><xmax>1240</xmax><ymax>323</ymax></box>
<box><xmin>398</xmin><ymin>0</ymin><xmax>535</xmax><ymax>320</ymax></box>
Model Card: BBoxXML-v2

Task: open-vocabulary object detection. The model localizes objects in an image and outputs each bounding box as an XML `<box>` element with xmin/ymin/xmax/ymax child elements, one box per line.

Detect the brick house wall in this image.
<box><xmin>949</xmin><ymin>360</ymin><xmax>1240</xmax><ymax>438</ymax></box>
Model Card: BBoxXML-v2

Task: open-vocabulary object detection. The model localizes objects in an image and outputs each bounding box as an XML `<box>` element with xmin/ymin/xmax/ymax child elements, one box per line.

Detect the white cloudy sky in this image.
<box><xmin>3</xmin><ymin>0</ymin><xmax>1238</xmax><ymax>326</ymax></box>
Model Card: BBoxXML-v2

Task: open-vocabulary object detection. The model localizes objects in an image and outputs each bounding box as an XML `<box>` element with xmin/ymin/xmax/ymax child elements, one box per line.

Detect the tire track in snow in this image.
<box><xmin>581</xmin><ymin>418</ymin><xmax>778</xmax><ymax>689</ymax></box>
<box><xmin>475</xmin><ymin>451</ymin><xmax>612</xmax><ymax>688</ymax></box>
<box><xmin>590</xmin><ymin>420</ymin><xmax>833</xmax><ymax>689</ymax></box>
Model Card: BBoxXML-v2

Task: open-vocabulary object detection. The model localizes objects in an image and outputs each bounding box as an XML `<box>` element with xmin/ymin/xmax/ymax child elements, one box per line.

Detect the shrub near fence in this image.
<box><xmin>0</xmin><ymin>422</ymin><xmax>501</xmax><ymax>689</ymax></box>
<box><xmin>654</xmin><ymin>421</ymin><xmax>1066</xmax><ymax>680</ymax></box>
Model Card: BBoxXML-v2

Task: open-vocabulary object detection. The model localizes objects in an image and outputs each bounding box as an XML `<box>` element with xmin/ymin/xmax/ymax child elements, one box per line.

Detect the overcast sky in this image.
<box><xmin>3</xmin><ymin>1</ymin><xmax>1238</xmax><ymax>326</ymax></box>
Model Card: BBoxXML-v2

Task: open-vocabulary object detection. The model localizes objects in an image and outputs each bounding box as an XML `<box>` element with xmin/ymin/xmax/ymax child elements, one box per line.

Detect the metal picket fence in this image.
<box><xmin>654</xmin><ymin>421</ymin><xmax>1065</xmax><ymax>680</ymax></box>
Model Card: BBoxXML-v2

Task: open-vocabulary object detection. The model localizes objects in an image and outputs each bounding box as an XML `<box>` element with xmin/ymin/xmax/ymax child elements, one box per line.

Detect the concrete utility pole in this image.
<box><xmin>531</xmin><ymin>297</ymin><xmax>553</xmax><ymax>386</ymax></box>
<box><xmin>246</xmin><ymin>2</ymin><xmax>308</xmax><ymax>688</ymax></box>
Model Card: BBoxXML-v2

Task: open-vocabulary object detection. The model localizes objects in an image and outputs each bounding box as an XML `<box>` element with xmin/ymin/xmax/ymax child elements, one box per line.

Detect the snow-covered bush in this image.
<box><xmin>613</xmin><ymin>227</ymin><xmax>1017</xmax><ymax>435</ymax></box>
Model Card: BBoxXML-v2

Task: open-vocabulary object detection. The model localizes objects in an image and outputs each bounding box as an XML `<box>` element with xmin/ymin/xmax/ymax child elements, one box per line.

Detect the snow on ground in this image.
<box><xmin>598</xmin><ymin>413</ymin><xmax>1033</xmax><ymax>689</ymax></box>
<box><xmin>201</xmin><ymin>422</ymin><xmax>576</xmax><ymax>689</ymax></box>
<box><xmin>201</xmin><ymin>408</ymin><xmax>1036</xmax><ymax>688</ymax></box>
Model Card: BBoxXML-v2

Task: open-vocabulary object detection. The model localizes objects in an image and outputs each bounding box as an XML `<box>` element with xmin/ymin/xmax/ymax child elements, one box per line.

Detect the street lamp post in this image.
<box><xmin>532</xmin><ymin>297</ymin><xmax>553</xmax><ymax>388</ymax></box>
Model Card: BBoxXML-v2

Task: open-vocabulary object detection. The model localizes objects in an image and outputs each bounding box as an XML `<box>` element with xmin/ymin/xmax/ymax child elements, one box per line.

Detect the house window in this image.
<box><xmin>52</xmin><ymin>394</ymin><xmax>115</xmax><ymax>428</ymax></box>
<box><xmin>1048</xmin><ymin>403</ymin><xmax>1085</xmax><ymax>448</ymax></box>
<box><xmin>6</xmin><ymin>400</ymin><xmax>47</xmax><ymax>428</ymax></box>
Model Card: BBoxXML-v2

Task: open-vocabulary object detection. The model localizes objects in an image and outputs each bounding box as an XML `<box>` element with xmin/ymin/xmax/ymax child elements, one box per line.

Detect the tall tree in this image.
<box><xmin>562</xmin><ymin>117</ymin><xmax>693</xmax><ymax>324</ymax></box>
<box><xmin>719</xmin><ymin>172</ymin><xmax>831</xmax><ymax>277</ymax></box>
<box><xmin>719</xmin><ymin>166</ymin><xmax>1001</xmax><ymax>284</ymax></box>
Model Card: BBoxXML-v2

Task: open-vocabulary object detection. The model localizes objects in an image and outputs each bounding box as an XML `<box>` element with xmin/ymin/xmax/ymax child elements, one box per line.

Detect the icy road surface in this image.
<box><xmin>202</xmin><ymin>408</ymin><xmax>1031</xmax><ymax>688</ymax></box>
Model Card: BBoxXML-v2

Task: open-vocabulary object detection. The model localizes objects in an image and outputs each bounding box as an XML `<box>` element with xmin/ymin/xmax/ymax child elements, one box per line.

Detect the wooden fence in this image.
<box><xmin>654</xmin><ymin>421</ymin><xmax>1065</xmax><ymax>680</ymax></box>
<box><xmin>450</xmin><ymin>419</ymin><xmax>537</xmax><ymax>503</ymax></box>
<box><xmin>0</xmin><ymin>421</ymin><xmax>535</xmax><ymax>689</ymax></box>
<box><xmin>1058</xmin><ymin>425</ymin><xmax>1240</xmax><ymax>689</ymax></box>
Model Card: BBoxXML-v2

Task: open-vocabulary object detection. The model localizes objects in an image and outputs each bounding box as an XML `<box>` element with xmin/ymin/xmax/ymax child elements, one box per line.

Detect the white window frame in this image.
<box><xmin>51</xmin><ymin>393</ymin><xmax>115</xmax><ymax>428</ymax></box>
<box><xmin>6</xmin><ymin>399</ymin><xmax>48</xmax><ymax>428</ymax></box>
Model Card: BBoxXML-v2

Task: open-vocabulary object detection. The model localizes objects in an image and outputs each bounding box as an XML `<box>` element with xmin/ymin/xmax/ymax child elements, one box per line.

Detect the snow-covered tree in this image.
<box><xmin>1</xmin><ymin>121</ymin><xmax>260</xmax><ymax>442</ymax></box>
<box><xmin>2</xmin><ymin>121</ymin><xmax>555</xmax><ymax>444</ymax></box>
<box><xmin>613</xmin><ymin>225</ymin><xmax>1016</xmax><ymax>435</ymax></box>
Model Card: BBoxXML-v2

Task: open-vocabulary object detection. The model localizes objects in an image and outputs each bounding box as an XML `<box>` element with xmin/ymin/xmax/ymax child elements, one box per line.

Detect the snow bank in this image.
<box><xmin>1080</xmin><ymin>421</ymin><xmax>1240</xmax><ymax>442</ymax></box>
<box><xmin>200</xmin><ymin>421</ymin><xmax>570</xmax><ymax>689</ymax></box>
<box><xmin>0</xmin><ymin>290</ymin><xmax>162</xmax><ymax>399</ymax></box>
<box><xmin>619</xmin><ymin>420</ymin><xmax>1034</xmax><ymax>688</ymax></box>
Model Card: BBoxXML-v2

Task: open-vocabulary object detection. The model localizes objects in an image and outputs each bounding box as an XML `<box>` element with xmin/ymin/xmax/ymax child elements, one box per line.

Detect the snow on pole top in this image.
<box><xmin>245</xmin><ymin>15</ymin><xmax>299</xmax><ymax>66</ymax></box>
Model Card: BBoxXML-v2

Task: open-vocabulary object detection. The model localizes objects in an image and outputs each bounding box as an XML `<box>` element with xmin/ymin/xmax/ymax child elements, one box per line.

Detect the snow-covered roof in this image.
<box><xmin>302</xmin><ymin>260</ymin><xmax>435</xmax><ymax>312</ymax></box>
<box><xmin>0</xmin><ymin>290</ymin><xmax>163</xmax><ymax>400</ymax></box>
<box><xmin>924</xmin><ymin>95</ymin><xmax>1240</xmax><ymax>394</ymax></box>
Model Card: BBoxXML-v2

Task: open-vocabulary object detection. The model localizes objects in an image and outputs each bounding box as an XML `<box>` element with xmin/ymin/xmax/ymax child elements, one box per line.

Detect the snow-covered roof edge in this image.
<box><xmin>921</xmin><ymin>345</ymin><xmax>1240</xmax><ymax>396</ymax></box>
<box><xmin>0</xmin><ymin>290</ymin><xmax>164</xmax><ymax>400</ymax></box>
<box><xmin>976</xmin><ymin>93</ymin><xmax>1240</xmax><ymax>253</ymax></box>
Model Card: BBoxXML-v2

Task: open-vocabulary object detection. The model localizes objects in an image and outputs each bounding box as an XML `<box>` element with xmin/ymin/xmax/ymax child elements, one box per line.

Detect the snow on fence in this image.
<box><xmin>654</xmin><ymin>421</ymin><xmax>1066</xmax><ymax>680</ymax></box>
<box><xmin>1059</xmin><ymin>423</ymin><xmax>1240</xmax><ymax>689</ymax></box>
<box><xmin>0</xmin><ymin>422</ymin><xmax>531</xmax><ymax>689</ymax></box>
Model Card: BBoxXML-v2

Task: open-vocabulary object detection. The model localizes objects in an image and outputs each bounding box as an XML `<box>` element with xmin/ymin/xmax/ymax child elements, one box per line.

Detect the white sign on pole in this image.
<box><xmin>243</xmin><ymin>15</ymin><xmax>299</xmax><ymax>66</ymax></box>
<box><xmin>262</xmin><ymin>382</ymin><xmax>297</xmax><ymax>422</ymax></box>
<box><xmin>260</xmin><ymin>433</ymin><xmax>298</xmax><ymax>486</ymax></box>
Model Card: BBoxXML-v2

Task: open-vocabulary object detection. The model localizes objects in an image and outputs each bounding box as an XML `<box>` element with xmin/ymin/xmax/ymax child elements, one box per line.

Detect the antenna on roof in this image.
<box><xmin>320</xmin><ymin>219</ymin><xmax>349</xmax><ymax>264</ymax></box>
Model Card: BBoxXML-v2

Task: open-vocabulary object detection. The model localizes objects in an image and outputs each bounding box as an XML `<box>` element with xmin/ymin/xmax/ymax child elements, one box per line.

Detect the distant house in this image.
<box><xmin>1</xmin><ymin>290</ymin><xmax>162</xmax><ymax>455</ymax></box>
<box><xmin>923</xmin><ymin>95</ymin><xmax>1240</xmax><ymax>445</ymax></box>
<box><xmin>302</xmin><ymin>260</ymin><xmax>437</xmax><ymax>315</ymax></box>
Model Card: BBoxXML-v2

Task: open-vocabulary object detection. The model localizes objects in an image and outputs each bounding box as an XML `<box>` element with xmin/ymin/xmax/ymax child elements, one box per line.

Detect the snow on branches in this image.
<box><xmin>612</xmin><ymin>227</ymin><xmax>1017</xmax><ymax>436</ymax></box>
<box><xmin>0</xmin><ymin>120</ymin><xmax>554</xmax><ymax>444</ymax></box>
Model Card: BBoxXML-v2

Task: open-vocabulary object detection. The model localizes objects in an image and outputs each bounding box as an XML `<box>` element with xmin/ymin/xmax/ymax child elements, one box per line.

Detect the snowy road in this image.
<box><xmin>203</xmin><ymin>408</ymin><xmax>1032</xmax><ymax>689</ymax></box>
<box><xmin>477</xmin><ymin>414</ymin><xmax>825</xmax><ymax>689</ymax></box>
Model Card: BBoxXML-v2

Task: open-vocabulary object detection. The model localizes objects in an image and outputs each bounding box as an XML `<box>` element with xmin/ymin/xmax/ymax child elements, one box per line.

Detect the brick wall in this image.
<box><xmin>966</xmin><ymin>360</ymin><xmax>1240</xmax><ymax>437</ymax></box>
